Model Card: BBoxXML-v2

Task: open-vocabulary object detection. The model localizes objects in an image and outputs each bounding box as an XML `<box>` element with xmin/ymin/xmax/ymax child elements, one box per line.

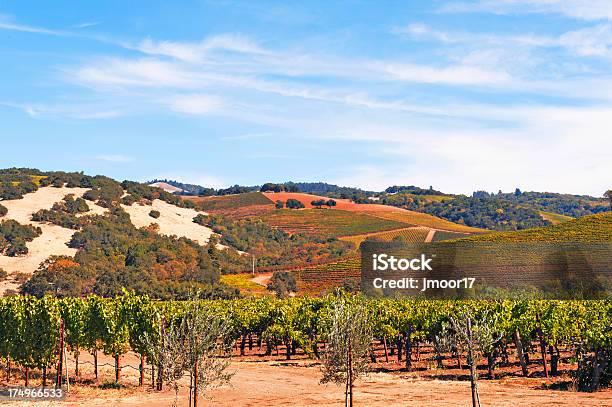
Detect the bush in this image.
<box><xmin>275</xmin><ymin>200</ymin><xmax>284</xmax><ymax>209</ymax></box>
<box><xmin>193</xmin><ymin>214</ymin><xmax>209</xmax><ymax>226</ymax></box>
<box><xmin>121</xmin><ymin>194</ymin><xmax>138</xmax><ymax>206</ymax></box>
<box><xmin>52</xmin><ymin>194</ymin><xmax>89</xmax><ymax>214</ymax></box>
<box><xmin>0</xmin><ymin>268</ymin><xmax>7</xmax><ymax>281</ymax></box>
<box><xmin>267</xmin><ymin>271</ymin><xmax>297</xmax><ymax>298</ymax></box>
<box><xmin>0</xmin><ymin>220</ymin><xmax>42</xmax><ymax>256</ymax></box>
<box><xmin>285</xmin><ymin>199</ymin><xmax>305</xmax><ymax>209</ymax></box>
<box><xmin>32</xmin><ymin>209</ymin><xmax>83</xmax><ymax>230</ymax></box>
<box><xmin>149</xmin><ymin>210</ymin><xmax>161</xmax><ymax>219</ymax></box>
<box><xmin>83</xmin><ymin>189</ymin><xmax>101</xmax><ymax>202</ymax></box>
<box><xmin>0</xmin><ymin>204</ymin><xmax>7</xmax><ymax>217</ymax></box>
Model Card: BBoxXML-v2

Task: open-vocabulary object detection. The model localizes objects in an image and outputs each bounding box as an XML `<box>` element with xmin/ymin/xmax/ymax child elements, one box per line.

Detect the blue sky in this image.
<box><xmin>1</xmin><ymin>0</ymin><xmax>611</xmax><ymax>195</ymax></box>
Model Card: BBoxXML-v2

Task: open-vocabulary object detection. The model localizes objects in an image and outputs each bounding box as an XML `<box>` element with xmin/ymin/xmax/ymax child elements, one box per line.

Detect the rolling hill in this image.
<box><xmin>290</xmin><ymin>211</ymin><xmax>612</xmax><ymax>292</ymax></box>
<box><xmin>456</xmin><ymin>211</ymin><xmax>612</xmax><ymax>243</ymax></box>
<box><xmin>0</xmin><ymin>184</ymin><xmax>224</xmax><ymax>296</ymax></box>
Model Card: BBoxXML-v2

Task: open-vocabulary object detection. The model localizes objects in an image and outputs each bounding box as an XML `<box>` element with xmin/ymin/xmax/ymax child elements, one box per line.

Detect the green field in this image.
<box><xmin>259</xmin><ymin>209</ymin><xmax>410</xmax><ymax>237</ymax></box>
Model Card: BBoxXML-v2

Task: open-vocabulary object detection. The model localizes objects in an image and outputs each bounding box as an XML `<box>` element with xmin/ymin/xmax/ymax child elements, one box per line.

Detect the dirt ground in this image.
<box><xmin>121</xmin><ymin>200</ymin><xmax>215</xmax><ymax>246</ymax></box>
<box><xmin>7</xmin><ymin>351</ymin><xmax>611</xmax><ymax>407</ymax></box>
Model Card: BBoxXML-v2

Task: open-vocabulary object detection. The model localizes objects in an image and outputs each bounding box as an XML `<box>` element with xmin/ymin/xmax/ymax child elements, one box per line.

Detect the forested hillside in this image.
<box><xmin>379</xmin><ymin>190</ymin><xmax>609</xmax><ymax>231</ymax></box>
<box><xmin>0</xmin><ymin>169</ymin><xmax>353</xmax><ymax>298</ymax></box>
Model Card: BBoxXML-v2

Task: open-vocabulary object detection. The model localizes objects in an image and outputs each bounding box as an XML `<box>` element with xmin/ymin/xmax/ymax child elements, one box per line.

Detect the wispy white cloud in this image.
<box><xmin>374</xmin><ymin>62</ymin><xmax>511</xmax><ymax>85</ymax></box>
<box><xmin>6</xmin><ymin>18</ymin><xmax>610</xmax><ymax>195</ymax></box>
<box><xmin>72</xmin><ymin>22</ymin><xmax>100</xmax><ymax>29</ymax></box>
<box><xmin>0</xmin><ymin>16</ymin><xmax>63</xmax><ymax>35</ymax></box>
<box><xmin>1</xmin><ymin>101</ymin><xmax>122</xmax><ymax>119</ymax></box>
<box><xmin>95</xmin><ymin>154</ymin><xmax>133</xmax><ymax>163</ymax></box>
<box><xmin>166</xmin><ymin>94</ymin><xmax>223</xmax><ymax>115</ymax></box>
<box><xmin>394</xmin><ymin>22</ymin><xmax>612</xmax><ymax>58</ymax></box>
<box><xmin>135</xmin><ymin>33</ymin><xmax>267</xmax><ymax>62</ymax></box>
<box><xmin>440</xmin><ymin>0</ymin><xmax>612</xmax><ymax>21</ymax></box>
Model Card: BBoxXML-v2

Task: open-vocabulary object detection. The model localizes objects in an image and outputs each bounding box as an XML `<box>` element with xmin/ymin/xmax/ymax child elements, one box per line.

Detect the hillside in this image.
<box><xmin>377</xmin><ymin>190</ymin><xmax>609</xmax><ymax>231</ymax></box>
<box><xmin>540</xmin><ymin>211</ymin><xmax>574</xmax><ymax>225</ymax></box>
<box><xmin>0</xmin><ymin>170</ymin><xmax>354</xmax><ymax>298</ymax></box>
<box><xmin>166</xmin><ymin>177</ymin><xmax>609</xmax><ymax>232</ymax></box>
<box><xmin>0</xmin><ymin>184</ymin><xmax>227</xmax><ymax>296</ymax></box>
<box><xmin>291</xmin><ymin>212</ymin><xmax>612</xmax><ymax>292</ymax></box>
<box><xmin>456</xmin><ymin>212</ymin><xmax>612</xmax><ymax>243</ymax></box>
<box><xmin>261</xmin><ymin>192</ymin><xmax>484</xmax><ymax>233</ymax></box>
<box><xmin>184</xmin><ymin>192</ymin><xmax>273</xmax><ymax>218</ymax></box>
<box><xmin>258</xmin><ymin>208</ymin><xmax>409</xmax><ymax>237</ymax></box>
<box><xmin>148</xmin><ymin>181</ymin><xmax>184</xmax><ymax>194</ymax></box>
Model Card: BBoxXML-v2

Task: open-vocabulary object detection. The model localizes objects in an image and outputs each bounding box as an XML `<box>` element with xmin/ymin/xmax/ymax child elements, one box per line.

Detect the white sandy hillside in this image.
<box><xmin>0</xmin><ymin>187</ymin><xmax>108</xmax><ymax>294</ymax></box>
<box><xmin>149</xmin><ymin>182</ymin><xmax>183</xmax><ymax>194</ymax></box>
<box><xmin>121</xmin><ymin>200</ymin><xmax>216</xmax><ymax>245</ymax></box>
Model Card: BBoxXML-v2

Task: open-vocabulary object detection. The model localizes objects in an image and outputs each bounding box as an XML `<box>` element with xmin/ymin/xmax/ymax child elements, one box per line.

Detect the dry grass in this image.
<box><xmin>540</xmin><ymin>211</ymin><xmax>574</xmax><ymax>225</ymax></box>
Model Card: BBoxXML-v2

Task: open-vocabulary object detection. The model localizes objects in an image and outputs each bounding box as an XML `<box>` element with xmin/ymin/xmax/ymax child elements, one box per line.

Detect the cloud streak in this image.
<box><xmin>95</xmin><ymin>154</ymin><xmax>133</xmax><ymax>163</ymax></box>
<box><xmin>440</xmin><ymin>0</ymin><xmax>612</xmax><ymax>20</ymax></box>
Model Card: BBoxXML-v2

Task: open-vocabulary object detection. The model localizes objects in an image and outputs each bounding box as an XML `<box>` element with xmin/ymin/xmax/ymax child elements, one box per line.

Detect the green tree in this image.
<box><xmin>267</xmin><ymin>271</ymin><xmax>297</xmax><ymax>298</ymax></box>
<box><xmin>320</xmin><ymin>296</ymin><xmax>372</xmax><ymax>407</ymax></box>
<box><xmin>285</xmin><ymin>199</ymin><xmax>305</xmax><ymax>209</ymax></box>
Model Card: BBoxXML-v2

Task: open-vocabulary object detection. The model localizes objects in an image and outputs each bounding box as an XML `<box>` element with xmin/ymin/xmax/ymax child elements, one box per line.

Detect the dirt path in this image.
<box><xmin>26</xmin><ymin>360</ymin><xmax>611</xmax><ymax>407</ymax></box>
<box><xmin>250</xmin><ymin>272</ymin><xmax>272</xmax><ymax>287</ymax></box>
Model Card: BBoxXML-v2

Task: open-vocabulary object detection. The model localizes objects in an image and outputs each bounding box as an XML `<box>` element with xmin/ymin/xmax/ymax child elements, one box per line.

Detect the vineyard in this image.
<box><xmin>431</xmin><ymin>230</ymin><xmax>471</xmax><ymax>241</ymax></box>
<box><xmin>0</xmin><ymin>293</ymin><xmax>610</xmax><ymax>396</ymax></box>
<box><xmin>340</xmin><ymin>227</ymin><xmax>431</xmax><ymax>246</ymax></box>
<box><xmin>363</xmin><ymin>210</ymin><xmax>485</xmax><ymax>234</ymax></box>
<box><xmin>293</xmin><ymin>258</ymin><xmax>362</xmax><ymax>288</ymax></box>
<box><xmin>258</xmin><ymin>209</ymin><xmax>410</xmax><ymax>237</ymax></box>
<box><xmin>458</xmin><ymin>212</ymin><xmax>612</xmax><ymax>243</ymax></box>
<box><xmin>540</xmin><ymin>211</ymin><xmax>574</xmax><ymax>225</ymax></box>
<box><xmin>183</xmin><ymin>192</ymin><xmax>273</xmax><ymax>217</ymax></box>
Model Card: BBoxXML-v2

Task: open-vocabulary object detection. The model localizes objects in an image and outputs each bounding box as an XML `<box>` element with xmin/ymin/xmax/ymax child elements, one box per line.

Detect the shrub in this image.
<box><xmin>266</xmin><ymin>271</ymin><xmax>297</xmax><ymax>298</ymax></box>
<box><xmin>0</xmin><ymin>268</ymin><xmax>7</xmax><ymax>281</ymax></box>
<box><xmin>0</xmin><ymin>220</ymin><xmax>42</xmax><ymax>256</ymax></box>
<box><xmin>121</xmin><ymin>194</ymin><xmax>138</xmax><ymax>206</ymax></box>
<box><xmin>285</xmin><ymin>199</ymin><xmax>305</xmax><ymax>209</ymax></box>
<box><xmin>275</xmin><ymin>200</ymin><xmax>284</xmax><ymax>209</ymax></box>
<box><xmin>193</xmin><ymin>214</ymin><xmax>209</xmax><ymax>226</ymax></box>
<box><xmin>149</xmin><ymin>210</ymin><xmax>161</xmax><ymax>219</ymax></box>
<box><xmin>0</xmin><ymin>204</ymin><xmax>7</xmax><ymax>217</ymax></box>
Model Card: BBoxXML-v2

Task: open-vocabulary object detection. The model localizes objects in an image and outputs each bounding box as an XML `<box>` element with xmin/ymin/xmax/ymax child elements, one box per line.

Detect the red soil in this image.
<box><xmin>262</xmin><ymin>192</ymin><xmax>403</xmax><ymax>212</ymax></box>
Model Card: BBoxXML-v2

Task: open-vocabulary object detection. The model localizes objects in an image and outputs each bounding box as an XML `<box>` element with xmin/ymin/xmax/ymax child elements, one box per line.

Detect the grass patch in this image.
<box><xmin>221</xmin><ymin>274</ymin><xmax>268</xmax><ymax>296</ymax></box>
<box><xmin>540</xmin><ymin>211</ymin><xmax>574</xmax><ymax>225</ymax></box>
